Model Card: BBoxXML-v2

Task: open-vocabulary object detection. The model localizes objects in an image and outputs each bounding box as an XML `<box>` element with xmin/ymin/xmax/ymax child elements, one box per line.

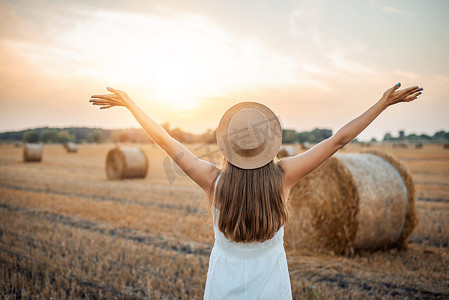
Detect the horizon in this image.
<box><xmin>1</xmin><ymin>0</ymin><xmax>448</xmax><ymax>141</ymax></box>
<box><xmin>1</xmin><ymin>124</ymin><xmax>447</xmax><ymax>143</ymax></box>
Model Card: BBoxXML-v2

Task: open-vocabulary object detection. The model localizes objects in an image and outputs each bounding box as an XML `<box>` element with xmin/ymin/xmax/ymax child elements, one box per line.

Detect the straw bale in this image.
<box><xmin>277</xmin><ymin>145</ymin><xmax>296</xmax><ymax>159</ymax></box>
<box><xmin>63</xmin><ymin>142</ymin><xmax>78</xmax><ymax>153</ymax></box>
<box><xmin>23</xmin><ymin>143</ymin><xmax>42</xmax><ymax>162</ymax></box>
<box><xmin>362</xmin><ymin>149</ymin><xmax>417</xmax><ymax>250</ymax></box>
<box><xmin>285</xmin><ymin>156</ymin><xmax>358</xmax><ymax>254</ymax></box>
<box><xmin>360</xmin><ymin>142</ymin><xmax>371</xmax><ymax>147</ymax></box>
<box><xmin>393</xmin><ymin>142</ymin><xmax>409</xmax><ymax>148</ymax></box>
<box><xmin>301</xmin><ymin>142</ymin><xmax>311</xmax><ymax>150</ymax></box>
<box><xmin>106</xmin><ymin>147</ymin><xmax>149</xmax><ymax>180</ymax></box>
<box><xmin>285</xmin><ymin>150</ymin><xmax>416</xmax><ymax>254</ymax></box>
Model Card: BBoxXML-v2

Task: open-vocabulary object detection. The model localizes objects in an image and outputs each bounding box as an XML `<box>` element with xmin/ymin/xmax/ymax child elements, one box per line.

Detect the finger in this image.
<box><xmin>90</xmin><ymin>99</ymin><xmax>123</xmax><ymax>105</ymax></box>
<box><xmin>100</xmin><ymin>105</ymin><xmax>114</xmax><ymax>109</ymax></box>
<box><xmin>384</xmin><ymin>83</ymin><xmax>401</xmax><ymax>96</ymax></box>
<box><xmin>393</xmin><ymin>87</ymin><xmax>420</xmax><ymax>100</ymax></box>
<box><xmin>405</xmin><ymin>95</ymin><xmax>418</xmax><ymax>102</ymax></box>
<box><xmin>91</xmin><ymin>94</ymin><xmax>114</xmax><ymax>99</ymax></box>
<box><xmin>91</xmin><ymin>102</ymin><xmax>122</xmax><ymax>107</ymax></box>
<box><xmin>90</xmin><ymin>101</ymin><xmax>120</xmax><ymax>107</ymax></box>
<box><xmin>106</xmin><ymin>87</ymin><xmax>126</xmax><ymax>96</ymax></box>
<box><xmin>90</xmin><ymin>97</ymin><xmax>122</xmax><ymax>105</ymax></box>
<box><xmin>399</xmin><ymin>86</ymin><xmax>421</xmax><ymax>95</ymax></box>
<box><xmin>404</xmin><ymin>91</ymin><xmax>422</xmax><ymax>102</ymax></box>
<box><xmin>91</xmin><ymin>94</ymin><xmax>121</xmax><ymax>101</ymax></box>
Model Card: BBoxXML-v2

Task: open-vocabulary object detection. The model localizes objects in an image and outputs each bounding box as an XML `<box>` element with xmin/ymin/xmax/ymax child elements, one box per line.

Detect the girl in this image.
<box><xmin>90</xmin><ymin>83</ymin><xmax>422</xmax><ymax>299</ymax></box>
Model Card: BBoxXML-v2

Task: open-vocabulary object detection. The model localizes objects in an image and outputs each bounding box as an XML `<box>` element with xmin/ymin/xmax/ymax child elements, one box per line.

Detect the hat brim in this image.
<box><xmin>216</xmin><ymin>102</ymin><xmax>282</xmax><ymax>169</ymax></box>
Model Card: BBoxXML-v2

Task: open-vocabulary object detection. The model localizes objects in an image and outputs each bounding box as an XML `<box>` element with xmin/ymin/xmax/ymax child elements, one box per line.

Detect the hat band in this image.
<box><xmin>231</xmin><ymin>139</ymin><xmax>267</xmax><ymax>157</ymax></box>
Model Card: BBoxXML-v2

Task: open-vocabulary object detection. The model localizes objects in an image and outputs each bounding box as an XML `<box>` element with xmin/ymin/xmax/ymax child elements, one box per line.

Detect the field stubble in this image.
<box><xmin>0</xmin><ymin>143</ymin><xmax>448</xmax><ymax>299</ymax></box>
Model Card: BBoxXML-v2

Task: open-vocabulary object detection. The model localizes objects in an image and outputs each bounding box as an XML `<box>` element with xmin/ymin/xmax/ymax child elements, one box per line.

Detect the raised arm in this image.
<box><xmin>279</xmin><ymin>83</ymin><xmax>423</xmax><ymax>191</ymax></box>
<box><xmin>90</xmin><ymin>87</ymin><xmax>220</xmax><ymax>192</ymax></box>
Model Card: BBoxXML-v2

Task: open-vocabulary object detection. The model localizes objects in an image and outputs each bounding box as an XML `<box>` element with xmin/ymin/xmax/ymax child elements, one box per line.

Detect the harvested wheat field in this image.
<box><xmin>0</xmin><ymin>143</ymin><xmax>448</xmax><ymax>299</ymax></box>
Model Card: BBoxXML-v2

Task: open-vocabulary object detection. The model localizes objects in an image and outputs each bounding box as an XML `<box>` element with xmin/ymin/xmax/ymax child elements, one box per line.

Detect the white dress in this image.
<box><xmin>204</xmin><ymin>174</ymin><xmax>292</xmax><ymax>300</ymax></box>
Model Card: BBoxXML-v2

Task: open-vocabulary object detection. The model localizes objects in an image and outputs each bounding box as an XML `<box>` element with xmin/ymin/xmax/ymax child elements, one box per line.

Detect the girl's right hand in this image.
<box><xmin>380</xmin><ymin>83</ymin><xmax>423</xmax><ymax>108</ymax></box>
<box><xmin>89</xmin><ymin>87</ymin><xmax>133</xmax><ymax>110</ymax></box>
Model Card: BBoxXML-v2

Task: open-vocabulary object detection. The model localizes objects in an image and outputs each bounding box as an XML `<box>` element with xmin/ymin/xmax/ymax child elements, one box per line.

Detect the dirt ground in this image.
<box><xmin>0</xmin><ymin>143</ymin><xmax>448</xmax><ymax>299</ymax></box>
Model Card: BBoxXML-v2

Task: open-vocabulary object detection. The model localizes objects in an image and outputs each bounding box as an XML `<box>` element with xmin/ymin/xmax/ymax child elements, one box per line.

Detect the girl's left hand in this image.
<box><xmin>89</xmin><ymin>87</ymin><xmax>132</xmax><ymax>109</ymax></box>
<box><xmin>380</xmin><ymin>83</ymin><xmax>423</xmax><ymax>108</ymax></box>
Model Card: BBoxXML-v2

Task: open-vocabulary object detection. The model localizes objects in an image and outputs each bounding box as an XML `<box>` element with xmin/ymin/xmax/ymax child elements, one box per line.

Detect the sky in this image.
<box><xmin>0</xmin><ymin>0</ymin><xmax>448</xmax><ymax>141</ymax></box>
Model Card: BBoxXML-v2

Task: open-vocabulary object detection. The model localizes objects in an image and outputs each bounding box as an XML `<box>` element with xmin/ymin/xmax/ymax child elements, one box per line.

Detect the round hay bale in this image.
<box><xmin>23</xmin><ymin>143</ymin><xmax>42</xmax><ymax>162</ymax></box>
<box><xmin>393</xmin><ymin>142</ymin><xmax>408</xmax><ymax>149</ymax></box>
<box><xmin>363</xmin><ymin>149</ymin><xmax>417</xmax><ymax>250</ymax></box>
<box><xmin>63</xmin><ymin>142</ymin><xmax>78</xmax><ymax>153</ymax></box>
<box><xmin>277</xmin><ymin>145</ymin><xmax>296</xmax><ymax>158</ymax></box>
<box><xmin>301</xmin><ymin>142</ymin><xmax>311</xmax><ymax>150</ymax></box>
<box><xmin>106</xmin><ymin>147</ymin><xmax>149</xmax><ymax>180</ymax></box>
<box><xmin>285</xmin><ymin>150</ymin><xmax>416</xmax><ymax>254</ymax></box>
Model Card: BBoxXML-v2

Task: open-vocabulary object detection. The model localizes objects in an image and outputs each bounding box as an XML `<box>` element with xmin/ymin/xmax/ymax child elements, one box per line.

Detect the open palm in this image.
<box><xmin>381</xmin><ymin>83</ymin><xmax>423</xmax><ymax>107</ymax></box>
<box><xmin>89</xmin><ymin>87</ymin><xmax>131</xmax><ymax>109</ymax></box>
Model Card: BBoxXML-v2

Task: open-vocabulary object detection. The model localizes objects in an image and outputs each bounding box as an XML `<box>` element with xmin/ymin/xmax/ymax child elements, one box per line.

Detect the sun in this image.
<box><xmin>152</xmin><ymin>56</ymin><xmax>201</xmax><ymax>110</ymax></box>
<box><xmin>134</xmin><ymin>36</ymin><xmax>215</xmax><ymax>111</ymax></box>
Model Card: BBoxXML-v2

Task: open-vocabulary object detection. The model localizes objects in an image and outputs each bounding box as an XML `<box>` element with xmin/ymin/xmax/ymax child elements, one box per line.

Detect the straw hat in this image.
<box><xmin>216</xmin><ymin>102</ymin><xmax>282</xmax><ymax>169</ymax></box>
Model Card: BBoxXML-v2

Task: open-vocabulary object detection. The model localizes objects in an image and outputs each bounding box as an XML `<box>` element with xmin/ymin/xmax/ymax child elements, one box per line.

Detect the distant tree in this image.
<box><xmin>23</xmin><ymin>130</ymin><xmax>40</xmax><ymax>143</ymax></box>
<box><xmin>200</xmin><ymin>129</ymin><xmax>216</xmax><ymax>144</ymax></box>
<box><xmin>398</xmin><ymin>130</ymin><xmax>405</xmax><ymax>141</ymax></box>
<box><xmin>309</xmin><ymin>128</ymin><xmax>332</xmax><ymax>143</ymax></box>
<box><xmin>406</xmin><ymin>133</ymin><xmax>419</xmax><ymax>141</ymax></box>
<box><xmin>170</xmin><ymin>127</ymin><xmax>185</xmax><ymax>142</ymax></box>
<box><xmin>433</xmin><ymin>130</ymin><xmax>449</xmax><ymax>142</ymax></box>
<box><xmin>118</xmin><ymin>132</ymin><xmax>130</xmax><ymax>143</ymax></box>
<box><xmin>282</xmin><ymin>129</ymin><xmax>296</xmax><ymax>143</ymax></box>
<box><xmin>58</xmin><ymin>130</ymin><xmax>74</xmax><ymax>143</ymax></box>
<box><xmin>383</xmin><ymin>132</ymin><xmax>393</xmax><ymax>141</ymax></box>
<box><xmin>0</xmin><ymin>130</ymin><xmax>24</xmax><ymax>141</ymax></box>
<box><xmin>86</xmin><ymin>131</ymin><xmax>103</xmax><ymax>143</ymax></box>
<box><xmin>40</xmin><ymin>129</ymin><xmax>59</xmax><ymax>143</ymax></box>
<box><xmin>296</xmin><ymin>131</ymin><xmax>311</xmax><ymax>143</ymax></box>
<box><xmin>419</xmin><ymin>134</ymin><xmax>431</xmax><ymax>141</ymax></box>
<box><xmin>370</xmin><ymin>137</ymin><xmax>378</xmax><ymax>143</ymax></box>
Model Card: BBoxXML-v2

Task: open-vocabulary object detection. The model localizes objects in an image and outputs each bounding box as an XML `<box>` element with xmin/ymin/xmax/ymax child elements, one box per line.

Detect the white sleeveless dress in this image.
<box><xmin>204</xmin><ymin>174</ymin><xmax>292</xmax><ymax>300</ymax></box>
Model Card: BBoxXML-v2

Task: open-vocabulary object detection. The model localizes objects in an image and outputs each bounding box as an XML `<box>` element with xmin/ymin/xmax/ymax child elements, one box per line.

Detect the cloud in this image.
<box><xmin>1</xmin><ymin>4</ymin><xmax>303</xmax><ymax>94</ymax></box>
<box><xmin>0</xmin><ymin>2</ymin><xmax>309</xmax><ymax>132</ymax></box>
<box><xmin>369</xmin><ymin>0</ymin><xmax>415</xmax><ymax>17</ymax></box>
<box><xmin>289</xmin><ymin>8</ymin><xmax>377</xmax><ymax>80</ymax></box>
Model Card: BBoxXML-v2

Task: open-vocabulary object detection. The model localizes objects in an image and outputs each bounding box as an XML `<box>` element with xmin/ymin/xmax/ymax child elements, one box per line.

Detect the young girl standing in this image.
<box><xmin>90</xmin><ymin>83</ymin><xmax>422</xmax><ymax>299</ymax></box>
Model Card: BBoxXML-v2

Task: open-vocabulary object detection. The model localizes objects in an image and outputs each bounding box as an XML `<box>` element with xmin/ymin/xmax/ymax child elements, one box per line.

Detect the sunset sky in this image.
<box><xmin>1</xmin><ymin>0</ymin><xmax>448</xmax><ymax>141</ymax></box>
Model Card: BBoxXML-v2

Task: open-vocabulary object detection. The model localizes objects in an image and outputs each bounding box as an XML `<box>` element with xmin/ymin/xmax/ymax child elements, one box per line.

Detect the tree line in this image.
<box><xmin>0</xmin><ymin>125</ymin><xmax>213</xmax><ymax>144</ymax></box>
<box><xmin>0</xmin><ymin>126</ymin><xmax>447</xmax><ymax>145</ymax></box>
<box><xmin>281</xmin><ymin>128</ymin><xmax>449</xmax><ymax>144</ymax></box>
<box><xmin>381</xmin><ymin>130</ymin><xmax>449</xmax><ymax>144</ymax></box>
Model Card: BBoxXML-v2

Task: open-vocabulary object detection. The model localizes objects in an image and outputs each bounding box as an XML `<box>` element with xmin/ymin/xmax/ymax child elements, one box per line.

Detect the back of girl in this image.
<box><xmin>90</xmin><ymin>83</ymin><xmax>422</xmax><ymax>299</ymax></box>
<box><xmin>205</xmin><ymin>103</ymin><xmax>291</xmax><ymax>299</ymax></box>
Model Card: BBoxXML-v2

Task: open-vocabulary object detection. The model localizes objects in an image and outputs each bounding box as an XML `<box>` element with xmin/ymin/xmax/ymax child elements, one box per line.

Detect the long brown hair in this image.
<box><xmin>209</xmin><ymin>157</ymin><xmax>288</xmax><ymax>243</ymax></box>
